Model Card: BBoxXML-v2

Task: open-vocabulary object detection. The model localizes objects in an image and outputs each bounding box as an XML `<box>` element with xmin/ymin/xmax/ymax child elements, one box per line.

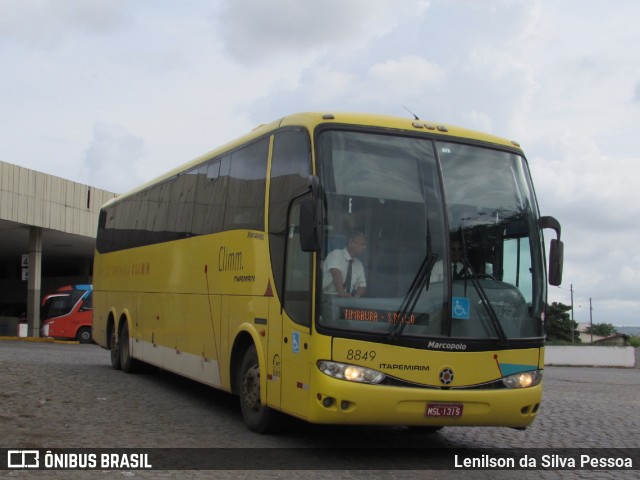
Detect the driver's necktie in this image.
<box><xmin>344</xmin><ymin>260</ymin><xmax>353</xmax><ymax>294</ymax></box>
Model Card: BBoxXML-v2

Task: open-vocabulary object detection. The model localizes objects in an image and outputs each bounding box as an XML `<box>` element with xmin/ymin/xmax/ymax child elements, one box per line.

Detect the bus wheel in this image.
<box><xmin>110</xmin><ymin>328</ymin><xmax>121</xmax><ymax>370</ymax></box>
<box><xmin>237</xmin><ymin>345</ymin><xmax>280</xmax><ymax>433</ymax></box>
<box><xmin>119</xmin><ymin>321</ymin><xmax>140</xmax><ymax>373</ymax></box>
<box><xmin>77</xmin><ymin>327</ymin><xmax>92</xmax><ymax>344</ymax></box>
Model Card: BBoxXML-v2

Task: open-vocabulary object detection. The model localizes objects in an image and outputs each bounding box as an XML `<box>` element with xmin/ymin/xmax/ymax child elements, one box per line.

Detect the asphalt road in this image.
<box><xmin>1</xmin><ymin>340</ymin><xmax>638</xmax><ymax>479</ymax></box>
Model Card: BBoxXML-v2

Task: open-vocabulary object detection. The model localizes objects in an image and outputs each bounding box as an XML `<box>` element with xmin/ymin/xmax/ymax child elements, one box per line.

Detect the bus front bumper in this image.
<box><xmin>305</xmin><ymin>373</ymin><xmax>542</xmax><ymax>428</ymax></box>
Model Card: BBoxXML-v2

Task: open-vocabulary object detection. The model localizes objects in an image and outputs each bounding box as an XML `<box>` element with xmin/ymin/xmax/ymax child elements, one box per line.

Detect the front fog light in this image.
<box><xmin>317</xmin><ymin>360</ymin><xmax>385</xmax><ymax>384</ymax></box>
<box><xmin>502</xmin><ymin>370</ymin><xmax>543</xmax><ymax>389</ymax></box>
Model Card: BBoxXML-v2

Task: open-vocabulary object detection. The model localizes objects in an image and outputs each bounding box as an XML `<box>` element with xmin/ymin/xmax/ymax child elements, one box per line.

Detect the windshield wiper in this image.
<box><xmin>388</xmin><ymin>237</ymin><xmax>437</xmax><ymax>340</ymax></box>
<box><xmin>457</xmin><ymin>243</ymin><xmax>508</xmax><ymax>346</ymax></box>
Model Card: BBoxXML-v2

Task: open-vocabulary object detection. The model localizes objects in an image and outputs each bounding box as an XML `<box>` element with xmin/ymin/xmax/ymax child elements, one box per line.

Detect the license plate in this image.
<box><xmin>425</xmin><ymin>403</ymin><xmax>463</xmax><ymax>417</ymax></box>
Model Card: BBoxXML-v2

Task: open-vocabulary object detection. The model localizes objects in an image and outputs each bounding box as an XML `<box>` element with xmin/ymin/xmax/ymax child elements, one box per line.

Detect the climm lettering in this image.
<box><xmin>219</xmin><ymin>246</ymin><xmax>243</xmax><ymax>272</ymax></box>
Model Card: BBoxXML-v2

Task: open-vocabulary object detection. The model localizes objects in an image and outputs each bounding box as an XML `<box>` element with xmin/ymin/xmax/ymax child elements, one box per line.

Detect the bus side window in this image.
<box><xmin>167</xmin><ymin>168</ymin><xmax>198</xmax><ymax>236</ymax></box>
<box><xmin>192</xmin><ymin>160</ymin><xmax>226</xmax><ymax>235</ymax></box>
<box><xmin>147</xmin><ymin>180</ymin><xmax>172</xmax><ymax>238</ymax></box>
<box><xmin>283</xmin><ymin>200</ymin><xmax>311</xmax><ymax>326</ymax></box>
<box><xmin>224</xmin><ymin>138</ymin><xmax>269</xmax><ymax>231</ymax></box>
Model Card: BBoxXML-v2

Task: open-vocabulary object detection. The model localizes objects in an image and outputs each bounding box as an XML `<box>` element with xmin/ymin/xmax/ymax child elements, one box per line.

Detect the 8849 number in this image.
<box><xmin>346</xmin><ymin>349</ymin><xmax>377</xmax><ymax>361</ymax></box>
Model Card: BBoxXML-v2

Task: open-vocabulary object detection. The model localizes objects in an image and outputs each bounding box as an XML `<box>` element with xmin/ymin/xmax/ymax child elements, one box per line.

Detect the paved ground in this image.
<box><xmin>1</xmin><ymin>340</ymin><xmax>639</xmax><ymax>479</ymax></box>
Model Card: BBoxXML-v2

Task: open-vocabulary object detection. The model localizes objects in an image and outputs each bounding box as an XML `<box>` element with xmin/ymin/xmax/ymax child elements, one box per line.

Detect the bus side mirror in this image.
<box><xmin>548</xmin><ymin>238</ymin><xmax>564</xmax><ymax>286</ymax></box>
<box><xmin>299</xmin><ymin>197</ymin><xmax>324</xmax><ymax>252</ymax></box>
<box><xmin>539</xmin><ymin>216</ymin><xmax>564</xmax><ymax>286</ymax></box>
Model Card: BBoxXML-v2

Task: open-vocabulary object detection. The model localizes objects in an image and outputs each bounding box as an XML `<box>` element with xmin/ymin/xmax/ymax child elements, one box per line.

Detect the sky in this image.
<box><xmin>1</xmin><ymin>0</ymin><xmax>639</xmax><ymax>327</ymax></box>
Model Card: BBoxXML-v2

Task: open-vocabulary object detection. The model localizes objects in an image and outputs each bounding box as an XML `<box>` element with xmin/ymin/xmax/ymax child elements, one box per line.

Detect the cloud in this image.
<box><xmin>461</xmin><ymin>110</ymin><xmax>493</xmax><ymax>132</ymax></box>
<box><xmin>248</xmin><ymin>54</ymin><xmax>447</xmax><ymax>119</ymax></box>
<box><xmin>0</xmin><ymin>0</ymin><xmax>132</xmax><ymax>48</ymax></box>
<box><xmin>215</xmin><ymin>0</ymin><xmax>430</xmax><ymax>64</ymax></box>
<box><xmin>364</xmin><ymin>56</ymin><xmax>446</xmax><ymax>103</ymax></box>
<box><xmin>83</xmin><ymin>123</ymin><xmax>145</xmax><ymax>193</ymax></box>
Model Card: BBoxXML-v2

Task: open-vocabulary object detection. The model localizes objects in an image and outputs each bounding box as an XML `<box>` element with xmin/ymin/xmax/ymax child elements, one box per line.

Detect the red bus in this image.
<box><xmin>40</xmin><ymin>285</ymin><xmax>93</xmax><ymax>343</ymax></box>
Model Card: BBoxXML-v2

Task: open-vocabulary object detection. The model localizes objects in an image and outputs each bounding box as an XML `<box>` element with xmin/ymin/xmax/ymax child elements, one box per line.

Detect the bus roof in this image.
<box><xmin>103</xmin><ymin>112</ymin><xmax>523</xmax><ymax>206</ymax></box>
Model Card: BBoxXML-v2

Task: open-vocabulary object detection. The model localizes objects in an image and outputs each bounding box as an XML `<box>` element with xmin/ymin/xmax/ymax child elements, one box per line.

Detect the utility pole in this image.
<box><xmin>590</xmin><ymin>297</ymin><xmax>593</xmax><ymax>344</ymax></box>
<box><xmin>570</xmin><ymin>284</ymin><xmax>575</xmax><ymax>342</ymax></box>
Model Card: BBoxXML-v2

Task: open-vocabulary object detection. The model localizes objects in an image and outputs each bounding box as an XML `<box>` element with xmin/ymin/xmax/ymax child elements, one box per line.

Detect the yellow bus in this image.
<box><xmin>93</xmin><ymin>112</ymin><xmax>563</xmax><ymax>433</ymax></box>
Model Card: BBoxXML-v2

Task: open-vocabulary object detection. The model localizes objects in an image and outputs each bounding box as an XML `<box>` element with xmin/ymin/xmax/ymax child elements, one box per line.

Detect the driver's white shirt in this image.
<box><xmin>322</xmin><ymin>248</ymin><xmax>366</xmax><ymax>294</ymax></box>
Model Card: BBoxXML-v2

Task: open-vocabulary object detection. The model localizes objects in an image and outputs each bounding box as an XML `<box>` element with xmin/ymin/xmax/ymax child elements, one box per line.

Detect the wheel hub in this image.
<box><xmin>242</xmin><ymin>364</ymin><xmax>261</xmax><ymax>411</ymax></box>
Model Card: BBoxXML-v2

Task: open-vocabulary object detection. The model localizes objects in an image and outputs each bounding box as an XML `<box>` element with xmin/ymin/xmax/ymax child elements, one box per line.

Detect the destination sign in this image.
<box><xmin>339</xmin><ymin>307</ymin><xmax>416</xmax><ymax>325</ymax></box>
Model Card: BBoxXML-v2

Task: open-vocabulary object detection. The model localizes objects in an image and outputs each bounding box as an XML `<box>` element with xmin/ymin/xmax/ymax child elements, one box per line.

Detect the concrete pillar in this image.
<box><xmin>27</xmin><ymin>227</ymin><xmax>42</xmax><ymax>337</ymax></box>
<box><xmin>81</xmin><ymin>256</ymin><xmax>92</xmax><ymax>283</ymax></box>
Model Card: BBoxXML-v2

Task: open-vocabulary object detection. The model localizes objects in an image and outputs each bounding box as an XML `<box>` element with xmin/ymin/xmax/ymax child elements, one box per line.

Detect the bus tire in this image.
<box><xmin>110</xmin><ymin>327</ymin><xmax>121</xmax><ymax>370</ymax></box>
<box><xmin>119</xmin><ymin>321</ymin><xmax>140</xmax><ymax>374</ymax></box>
<box><xmin>237</xmin><ymin>344</ymin><xmax>280</xmax><ymax>433</ymax></box>
<box><xmin>77</xmin><ymin>327</ymin><xmax>92</xmax><ymax>344</ymax></box>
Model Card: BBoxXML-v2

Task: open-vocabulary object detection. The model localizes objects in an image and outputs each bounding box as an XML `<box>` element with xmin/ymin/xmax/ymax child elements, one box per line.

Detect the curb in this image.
<box><xmin>0</xmin><ymin>336</ymin><xmax>79</xmax><ymax>344</ymax></box>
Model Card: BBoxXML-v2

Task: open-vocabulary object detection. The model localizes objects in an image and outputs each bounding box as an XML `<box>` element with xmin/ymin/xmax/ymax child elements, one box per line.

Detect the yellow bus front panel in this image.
<box><xmin>307</xmin><ymin>372</ymin><xmax>542</xmax><ymax>427</ymax></box>
<box><xmin>301</xmin><ymin>338</ymin><xmax>543</xmax><ymax>427</ymax></box>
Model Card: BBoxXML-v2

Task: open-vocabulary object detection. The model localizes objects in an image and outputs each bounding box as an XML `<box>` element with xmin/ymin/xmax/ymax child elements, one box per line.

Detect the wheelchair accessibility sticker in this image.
<box><xmin>452</xmin><ymin>297</ymin><xmax>470</xmax><ymax>320</ymax></box>
<box><xmin>291</xmin><ymin>331</ymin><xmax>300</xmax><ymax>353</ymax></box>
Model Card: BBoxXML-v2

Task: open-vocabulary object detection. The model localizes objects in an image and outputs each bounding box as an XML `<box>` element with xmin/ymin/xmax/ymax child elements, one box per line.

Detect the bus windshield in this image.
<box><xmin>316</xmin><ymin>129</ymin><xmax>545</xmax><ymax>342</ymax></box>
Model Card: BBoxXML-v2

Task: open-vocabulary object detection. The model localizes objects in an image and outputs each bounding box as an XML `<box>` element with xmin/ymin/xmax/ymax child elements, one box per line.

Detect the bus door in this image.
<box><xmin>279</xmin><ymin>315</ymin><xmax>311</xmax><ymax>419</ymax></box>
<box><xmin>275</xmin><ymin>199</ymin><xmax>313</xmax><ymax>419</ymax></box>
<box><xmin>267</xmin><ymin>128</ymin><xmax>314</xmax><ymax>418</ymax></box>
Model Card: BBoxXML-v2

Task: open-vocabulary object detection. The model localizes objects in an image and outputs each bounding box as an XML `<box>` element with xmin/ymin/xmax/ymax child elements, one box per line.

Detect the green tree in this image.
<box><xmin>585</xmin><ymin>322</ymin><xmax>616</xmax><ymax>337</ymax></box>
<box><xmin>546</xmin><ymin>302</ymin><xmax>580</xmax><ymax>343</ymax></box>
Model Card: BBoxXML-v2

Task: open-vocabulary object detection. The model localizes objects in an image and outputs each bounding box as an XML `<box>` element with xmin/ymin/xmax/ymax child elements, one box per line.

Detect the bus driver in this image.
<box><xmin>323</xmin><ymin>231</ymin><xmax>367</xmax><ymax>298</ymax></box>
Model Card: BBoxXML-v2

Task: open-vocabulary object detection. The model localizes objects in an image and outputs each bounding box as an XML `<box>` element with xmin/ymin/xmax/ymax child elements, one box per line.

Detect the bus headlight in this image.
<box><xmin>317</xmin><ymin>360</ymin><xmax>386</xmax><ymax>384</ymax></box>
<box><xmin>502</xmin><ymin>370</ymin><xmax>543</xmax><ymax>389</ymax></box>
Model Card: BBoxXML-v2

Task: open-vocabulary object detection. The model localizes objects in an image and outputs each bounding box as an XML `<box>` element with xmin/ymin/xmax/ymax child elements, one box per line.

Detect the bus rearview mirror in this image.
<box><xmin>300</xmin><ymin>198</ymin><xmax>323</xmax><ymax>252</ymax></box>
<box><xmin>548</xmin><ymin>238</ymin><xmax>563</xmax><ymax>286</ymax></box>
<box><xmin>539</xmin><ymin>215</ymin><xmax>563</xmax><ymax>286</ymax></box>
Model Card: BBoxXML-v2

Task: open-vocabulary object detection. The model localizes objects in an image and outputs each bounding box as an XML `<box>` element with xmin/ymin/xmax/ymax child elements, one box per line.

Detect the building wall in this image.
<box><xmin>0</xmin><ymin>161</ymin><xmax>117</xmax><ymax>329</ymax></box>
<box><xmin>0</xmin><ymin>161</ymin><xmax>116</xmax><ymax>235</ymax></box>
<box><xmin>545</xmin><ymin>346</ymin><xmax>639</xmax><ymax>368</ymax></box>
